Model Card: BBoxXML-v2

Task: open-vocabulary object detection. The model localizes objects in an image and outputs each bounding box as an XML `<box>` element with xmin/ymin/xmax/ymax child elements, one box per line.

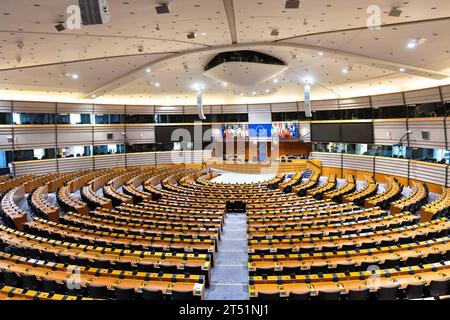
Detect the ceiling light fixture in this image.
<box><xmin>304</xmin><ymin>76</ymin><xmax>314</xmax><ymax>85</ymax></box>
<box><xmin>154</xmin><ymin>82</ymin><xmax>161</xmax><ymax>87</ymax></box>
<box><xmin>145</xmin><ymin>68</ymin><xmax>151</xmax><ymax>73</ymax></box>
<box><xmin>407</xmin><ymin>40</ymin><xmax>417</xmax><ymax>49</ymax></box>
<box><xmin>273</xmin><ymin>79</ymin><xmax>279</xmax><ymax>83</ymax></box>
<box><xmin>318</xmin><ymin>51</ymin><xmax>324</xmax><ymax>56</ymax></box>
<box><xmin>399</xmin><ymin>68</ymin><xmax>406</xmax><ymax>72</ymax></box>
<box><xmin>342</xmin><ymin>67</ymin><xmax>352</xmax><ymax>74</ymax></box>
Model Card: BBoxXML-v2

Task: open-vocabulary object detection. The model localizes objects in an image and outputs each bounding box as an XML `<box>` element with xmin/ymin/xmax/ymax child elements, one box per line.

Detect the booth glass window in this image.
<box><xmin>312</xmin><ymin>110</ymin><xmax>341</xmax><ymax>121</ymax></box>
<box><xmin>94</xmin><ymin>114</ymin><xmax>124</xmax><ymax>125</ymax></box>
<box><xmin>340</xmin><ymin>108</ymin><xmax>374</xmax><ymax>120</ymax></box>
<box><xmin>93</xmin><ymin>144</ymin><xmax>125</xmax><ymax>155</ymax></box>
<box><xmin>373</xmin><ymin>106</ymin><xmax>406</xmax><ymax>119</ymax></box>
<box><xmin>125</xmin><ymin>114</ymin><xmax>155</xmax><ymax>124</ymax></box>
<box><xmin>222</xmin><ymin>113</ymin><xmax>248</xmax><ymax>123</ymax></box>
<box><xmin>57</xmin><ymin>146</ymin><xmax>92</xmax><ymax>158</ymax></box>
<box><xmin>57</xmin><ymin>114</ymin><xmax>92</xmax><ymax>125</ymax></box>
<box><xmin>407</xmin><ymin>102</ymin><xmax>447</xmax><ymax>118</ymax></box>
<box><xmin>154</xmin><ymin>114</ymin><xmax>184</xmax><ymax>124</ymax></box>
<box><xmin>13</xmin><ymin>113</ymin><xmax>55</xmax><ymax>125</ymax></box>
<box><xmin>272</xmin><ymin>112</ymin><xmax>299</xmax><ymax>122</ymax></box>
<box><xmin>0</xmin><ymin>113</ymin><xmax>12</xmax><ymax>125</ymax></box>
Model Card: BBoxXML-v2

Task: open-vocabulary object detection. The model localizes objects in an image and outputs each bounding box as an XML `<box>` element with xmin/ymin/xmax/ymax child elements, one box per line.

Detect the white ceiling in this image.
<box><xmin>0</xmin><ymin>0</ymin><xmax>449</xmax><ymax>105</ymax></box>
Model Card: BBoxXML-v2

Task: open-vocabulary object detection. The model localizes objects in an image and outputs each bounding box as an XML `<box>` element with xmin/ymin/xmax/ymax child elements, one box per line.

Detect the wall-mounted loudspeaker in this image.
<box><xmin>78</xmin><ymin>0</ymin><xmax>111</xmax><ymax>25</ymax></box>
<box><xmin>421</xmin><ymin>131</ymin><xmax>430</xmax><ymax>140</ymax></box>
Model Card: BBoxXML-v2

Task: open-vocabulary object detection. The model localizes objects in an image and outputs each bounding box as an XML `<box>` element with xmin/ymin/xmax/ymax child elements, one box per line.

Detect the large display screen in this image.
<box><xmin>222</xmin><ymin>123</ymin><xmax>248</xmax><ymax>138</ymax></box>
<box><xmin>249</xmin><ymin>124</ymin><xmax>272</xmax><ymax>138</ymax></box>
<box><xmin>341</xmin><ymin>122</ymin><xmax>374</xmax><ymax>143</ymax></box>
<box><xmin>311</xmin><ymin>123</ymin><xmax>341</xmax><ymax>142</ymax></box>
<box><xmin>311</xmin><ymin>122</ymin><xmax>374</xmax><ymax>144</ymax></box>
<box><xmin>271</xmin><ymin>122</ymin><xmax>298</xmax><ymax>139</ymax></box>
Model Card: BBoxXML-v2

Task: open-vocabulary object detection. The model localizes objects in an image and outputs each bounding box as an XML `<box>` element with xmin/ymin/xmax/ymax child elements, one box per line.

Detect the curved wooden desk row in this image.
<box><xmin>307</xmin><ymin>174</ymin><xmax>337</xmax><ymax>199</ymax></box>
<box><xmin>0</xmin><ymin>225</ymin><xmax>212</xmax><ymax>272</ymax></box>
<box><xmin>278</xmin><ymin>172</ymin><xmax>303</xmax><ymax>193</ymax></box>
<box><xmin>343</xmin><ymin>176</ymin><xmax>377</xmax><ymax>205</ymax></box>
<box><xmin>56</xmin><ymin>185</ymin><xmax>88</xmax><ymax>216</ymax></box>
<box><xmin>0</xmin><ymin>285</ymin><xmax>93</xmax><ymax>300</ymax></box>
<box><xmin>91</xmin><ymin>208</ymin><xmax>223</xmax><ymax>229</ymax></box>
<box><xmin>391</xmin><ymin>182</ymin><xmax>428</xmax><ymax>215</ymax></box>
<box><xmin>323</xmin><ymin>175</ymin><xmax>356</xmax><ymax>202</ymax></box>
<box><xmin>247</xmin><ymin>200</ymin><xmax>362</xmax><ymax>222</ymax></box>
<box><xmin>0</xmin><ymin>186</ymin><xmax>28</xmax><ymax>230</ymax></box>
<box><xmin>247</xmin><ymin>218</ymin><xmax>450</xmax><ymax>252</ymax></box>
<box><xmin>249</xmin><ymin>261</ymin><xmax>450</xmax><ymax>300</ymax></box>
<box><xmin>28</xmin><ymin>186</ymin><xmax>59</xmax><ymax>222</ymax></box>
<box><xmin>31</xmin><ymin>216</ymin><xmax>217</xmax><ymax>255</ymax></box>
<box><xmin>247</xmin><ymin>212</ymin><xmax>416</xmax><ymax>239</ymax></box>
<box><xmin>248</xmin><ymin>235</ymin><xmax>450</xmax><ymax>274</ymax></box>
<box><xmin>293</xmin><ymin>170</ymin><xmax>320</xmax><ymax>196</ymax></box>
<box><xmin>0</xmin><ymin>174</ymin><xmax>35</xmax><ymax>193</ymax></box>
<box><xmin>60</xmin><ymin>212</ymin><xmax>220</xmax><ymax>241</ymax></box>
<box><xmin>364</xmin><ymin>177</ymin><xmax>402</xmax><ymax>209</ymax></box>
<box><xmin>117</xmin><ymin>203</ymin><xmax>225</xmax><ymax>221</ymax></box>
<box><xmin>247</xmin><ymin>208</ymin><xmax>385</xmax><ymax>229</ymax></box>
<box><xmin>0</xmin><ymin>251</ymin><xmax>205</xmax><ymax>299</ymax></box>
<box><xmin>421</xmin><ymin>187</ymin><xmax>450</xmax><ymax>222</ymax></box>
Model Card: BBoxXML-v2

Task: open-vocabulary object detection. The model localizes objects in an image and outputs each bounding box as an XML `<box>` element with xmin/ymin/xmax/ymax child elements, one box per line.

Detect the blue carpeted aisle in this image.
<box><xmin>205</xmin><ymin>213</ymin><xmax>249</xmax><ymax>300</ymax></box>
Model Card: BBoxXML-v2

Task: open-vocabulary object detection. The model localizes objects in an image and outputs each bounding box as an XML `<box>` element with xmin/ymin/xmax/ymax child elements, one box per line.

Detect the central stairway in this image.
<box><xmin>205</xmin><ymin>212</ymin><xmax>249</xmax><ymax>300</ymax></box>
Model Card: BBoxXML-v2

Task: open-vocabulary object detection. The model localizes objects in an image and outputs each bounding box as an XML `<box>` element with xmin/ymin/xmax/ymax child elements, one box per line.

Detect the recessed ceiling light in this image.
<box><xmin>145</xmin><ymin>68</ymin><xmax>151</xmax><ymax>73</ymax></box>
<box><xmin>201</xmin><ymin>32</ymin><xmax>207</xmax><ymax>36</ymax></box>
<box><xmin>407</xmin><ymin>40</ymin><xmax>417</xmax><ymax>49</ymax></box>
<box><xmin>304</xmin><ymin>77</ymin><xmax>314</xmax><ymax>84</ymax></box>
<box><xmin>154</xmin><ymin>82</ymin><xmax>161</xmax><ymax>87</ymax></box>
<box><xmin>193</xmin><ymin>83</ymin><xmax>203</xmax><ymax>91</ymax></box>
<box><xmin>265</xmin><ymin>89</ymin><xmax>270</xmax><ymax>93</ymax></box>
<box><xmin>399</xmin><ymin>68</ymin><xmax>406</xmax><ymax>72</ymax></box>
<box><xmin>222</xmin><ymin>82</ymin><xmax>228</xmax><ymax>86</ymax></box>
<box><xmin>318</xmin><ymin>51</ymin><xmax>324</xmax><ymax>56</ymax></box>
<box><xmin>273</xmin><ymin>79</ymin><xmax>279</xmax><ymax>83</ymax></box>
<box><xmin>71</xmin><ymin>74</ymin><xmax>79</xmax><ymax>79</ymax></box>
<box><xmin>240</xmin><ymin>93</ymin><xmax>244</xmax><ymax>96</ymax></box>
<box><xmin>342</xmin><ymin>68</ymin><xmax>349</xmax><ymax>74</ymax></box>
<box><xmin>252</xmin><ymin>91</ymin><xmax>257</xmax><ymax>95</ymax></box>
<box><xmin>91</xmin><ymin>94</ymin><xmax>96</xmax><ymax>98</ymax></box>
